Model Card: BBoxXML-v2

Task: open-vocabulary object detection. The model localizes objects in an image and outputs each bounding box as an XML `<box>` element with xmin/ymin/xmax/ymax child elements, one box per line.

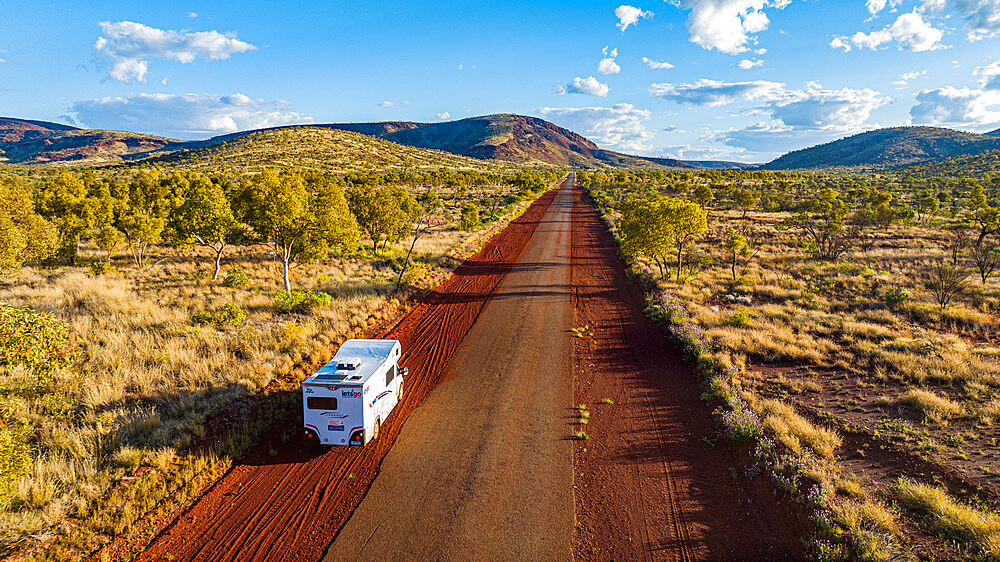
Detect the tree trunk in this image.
<box><xmin>281</xmin><ymin>245</ymin><xmax>292</xmax><ymax>291</ymax></box>
<box><xmin>213</xmin><ymin>246</ymin><xmax>224</xmax><ymax>280</ymax></box>
<box><xmin>676</xmin><ymin>243</ymin><xmax>685</xmax><ymax>280</ymax></box>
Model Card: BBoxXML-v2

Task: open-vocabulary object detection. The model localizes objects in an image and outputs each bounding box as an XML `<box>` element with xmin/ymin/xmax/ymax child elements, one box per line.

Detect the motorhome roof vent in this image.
<box><xmin>337</xmin><ymin>357</ymin><xmax>362</xmax><ymax>370</ymax></box>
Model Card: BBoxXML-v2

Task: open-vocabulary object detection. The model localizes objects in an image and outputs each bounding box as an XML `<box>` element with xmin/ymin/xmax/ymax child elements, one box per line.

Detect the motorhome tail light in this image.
<box><xmin>349</xmin><ymin>429</ymin><xmax>364</xmax><ymax>445</ymax></box>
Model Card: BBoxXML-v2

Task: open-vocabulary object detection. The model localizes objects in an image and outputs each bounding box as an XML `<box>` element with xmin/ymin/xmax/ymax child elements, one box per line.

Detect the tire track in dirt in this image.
<box><xmin>137</xmin><ymin>186</ymin><xmax>562</xmax><ymax>562</ymax></box>
<box><xmin>569</xmin><ymin>185</ymin><xmax>803</xmax><ymax>561</ymax></box>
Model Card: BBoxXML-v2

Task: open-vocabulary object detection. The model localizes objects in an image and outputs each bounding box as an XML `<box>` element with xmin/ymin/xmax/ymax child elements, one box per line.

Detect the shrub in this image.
<box><xmin>459</xmin><ymin>203</ymin><xmax>481</xmax><ymax>231</ymax></box>
<box><xmin>883</xmin><ymin>286</ymin><xmax>909</xmax><ymax>309</ymax></box>
<box><xmin>190</xmin><ymin>265</ymin><xmax>212</xmax><ymax>282</ymax></box>
<box><xmin>212</xmin><ymin>303</ymin><xmax>246</xmax><ymax>329</ymax></box>
<box><xmin>222</xmin><ymin>265</ymin><xmax>250</xmax><ymax>288</ymax></box>
<box><xmin>274</xmin><ymin>290</ymin><xmax>332</xmax><ymax>314</ymax></box>
<box><xmin>190</xmin><ymin>311</ymin><xmax>212</xmax><ymax>326</ymax></box>
<box><xmin>0</xmin><ymin>304</ymin><xmax>76</xmax><ymax>380</ymax></box>
<box><xmin>726</xmin><ymin>307</ymin><xmax>754</xmax><ymax>328</ymax></box>
<box><xmin>88</xmin><ymin>260</ymin><xmax>114</xmax><ymax>276</ymax></box>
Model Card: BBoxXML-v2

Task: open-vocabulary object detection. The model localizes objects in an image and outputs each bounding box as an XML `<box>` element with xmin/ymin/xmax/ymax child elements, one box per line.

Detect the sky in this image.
<box><xmin>3</xmin><ymin>1</ymin><xmax>1000</xmax><ymax>163</ymax></box>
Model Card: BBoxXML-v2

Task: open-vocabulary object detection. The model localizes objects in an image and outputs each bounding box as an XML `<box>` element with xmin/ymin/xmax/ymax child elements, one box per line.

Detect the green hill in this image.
<box><xmin>145</xmin><ymin>126</ymin><xmax>505</xmax><ymax>172</ymax></box>
<box><xmin>764</xmin><ymin>126</ymin><xmax>1000</xmax><ymax>170</ymax></box>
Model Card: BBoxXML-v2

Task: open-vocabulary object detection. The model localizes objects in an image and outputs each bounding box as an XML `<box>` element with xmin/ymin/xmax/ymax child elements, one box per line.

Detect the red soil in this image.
<box><xmin>568</xmin><ymin>185</ymin><xmax>804</xmax><ymax>561</ymax></box>
<box><xmin>137</xmin><ymin>189</ymin><xmax>558</xmax><ymax>562</ymax></box>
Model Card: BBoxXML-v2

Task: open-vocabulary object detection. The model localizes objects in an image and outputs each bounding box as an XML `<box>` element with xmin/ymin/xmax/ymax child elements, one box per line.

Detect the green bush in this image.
<box><xmin>459</xmin><ymin>202</ymin><xmax>481</xmax><ymax>231</ymax></box>
<box><xmin>222</xmin><ymin>265</ymin><xmax>250</xmax><ymax>288</ymax></box>
<box><xmin>88</xmin><ymin>260</ymin><xmax>114</xmax><ymax>276</ymax></box>
<box><xmin>190</xmin><ymin>265</ymin><xmax>212</xmax><ymax>282</ymax></box>
<box><xmin>274</xmin><ymin>290</ymin><xmax>332</xmax><ymax>314</ymax></box>
<box><xmin>191</xmin><ymin>304</ymin><xmax>246</xmax><ymax>329</ymax></box>
<box><xmin>884</xmin><ymin>286</ymin><xmax>910</xmax><ymax>309</ymax></box>
<box><xmin>211</xmin><ymin>303</ymin><xmax>246</xmax><ymax>329</ymax></box>
<box><xmin>726</xmin><ymin>307</ymin><xmax>754</xmax><ymax>328</ymax></box>
<box><xmin>0</xmin><ymin>304</ymin><xmax>76</xmax><ymax>380</ymax></box>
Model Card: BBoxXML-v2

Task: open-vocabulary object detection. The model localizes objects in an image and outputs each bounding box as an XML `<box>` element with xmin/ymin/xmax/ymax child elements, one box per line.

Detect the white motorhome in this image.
<box><xmin>302</xmin><ymin>339</ymin><xmax>405</xmax><ymax>446</ymax></box>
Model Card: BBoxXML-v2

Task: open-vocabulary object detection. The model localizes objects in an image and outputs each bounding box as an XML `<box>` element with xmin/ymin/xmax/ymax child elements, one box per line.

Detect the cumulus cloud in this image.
<box><xmin>615</xmin><ymin>5</ymin><xmax>653</xmax><ymax>31</ymax></box>
<box><xmin>975</xmin><ymin>59</ymin><xmax>1000</xmax><ymax>89</ymax></box>
<box><xmin>836</xmin><ymin>10</ymin><xmax>944</xmax><ymax>52</ymax></box>
<box><xmin>94</xmin><ymin>21</ymin><xmax>256</xmax><ymax>82</ymax></box>
<box><xmin>378</xmin><ymin>100</ymin><xmax>410</xmax><ymax>107</ymax></box>
<box><xmin>670</xmin><ymin>0</ymin><xmax>791</xmax><ymax>55</ymax></box>
<box><xmin>537</xmin><ymin>103</ymin><xmax>654</xmax><ymax>152</ymax></box>
<box><xmin>738</xmin><ymin>58</ymin><xmax>764</xmax><ymax>69</ymax></box>
<box><xmin>642</xmin><ymin>56</ymin><xmax>674</xmax><ymax>69</ymax></box>
<box><xmin>950</xmin><ymin>0</ymin><xmax>1000</xmax><ymax>39</ymax></box>
<box><xmin>910</xmin><ymin>86</ymin><xmax>1000</xmax><ymax>127</ymax></box>
<box><xmin>598</xmin><ymin>46</ymin><xmax>621</xmax><ymax>75</ymax></box>
<box><xmin>436</xmin><ymin>112</ymin><xmax>451</xmax><ymax>120</ymax></box>
<box><xmin>558</xmin><ymin>76</ymin><xmax>610</xmax><ymax>97</ymax></box>
<box><xmin>649</xmin><ymin>78</ymin><xmax>785</xmax><ymax>106</ymax></box>
<box><xmin>765</xmin><ymin>82</ymin><xmax>888</xmax><ymax>130</ymax></box>
<box><xmin>65</xmin><ymin>93</ymin><xmax>312</xmax><ymax>138</ymax></box>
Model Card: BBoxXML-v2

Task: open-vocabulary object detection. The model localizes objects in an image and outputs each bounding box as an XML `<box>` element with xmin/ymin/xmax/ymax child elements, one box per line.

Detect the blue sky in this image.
<box><xmin>2</xmin><ymin>1</ymin><xmax>1000</xmax><ymax>162</ymax></box>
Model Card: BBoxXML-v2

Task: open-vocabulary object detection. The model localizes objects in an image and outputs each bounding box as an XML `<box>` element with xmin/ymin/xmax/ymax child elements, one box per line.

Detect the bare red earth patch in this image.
<box><xmin>137</xmin><ymin>189</ymin><xmax>558</xmax><ymax>562</ymax></box>
<box><xmin>569</xmin><ymin>185</ymin><xmax>804</xmax><ymax>561</ymax></box>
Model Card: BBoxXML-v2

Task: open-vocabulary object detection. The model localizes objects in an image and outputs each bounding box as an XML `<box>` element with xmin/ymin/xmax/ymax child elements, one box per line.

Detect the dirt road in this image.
<box><xmin>569</xmin><ymin>186</ymin><xmax>801</xmax><ymax>560</ymax></box>
<box><xmin>138</xmin><ymin>184</ymin><xmax>562</xmax><ymax>562</ymax></box>
<box><xmin>325</xmin><ymin>178</ymin><xmax>576</xmax><ymax>561</ymax></box>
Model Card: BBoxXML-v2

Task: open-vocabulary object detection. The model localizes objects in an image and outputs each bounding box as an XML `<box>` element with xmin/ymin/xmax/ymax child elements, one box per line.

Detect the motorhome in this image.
<box><xmin>302</xmin><ymin>339</ymin><xmax>405</xmax><ymax>446</ymax></box>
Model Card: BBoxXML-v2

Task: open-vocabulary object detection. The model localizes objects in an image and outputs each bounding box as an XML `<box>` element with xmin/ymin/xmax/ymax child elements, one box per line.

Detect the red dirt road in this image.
<box><xmin>325</xmin><ymin>176</ymin><xmax>575</xmax><ymax>561</ymax></box>
<box><xmin>138</xmin><ymin>186</ymin><xmax>561</xmax><ymax>562</ymax></box>
<box><xmin>569</xmin><ymin>185</ymin><xmax>802</xmax><ymax>560</ymax></box>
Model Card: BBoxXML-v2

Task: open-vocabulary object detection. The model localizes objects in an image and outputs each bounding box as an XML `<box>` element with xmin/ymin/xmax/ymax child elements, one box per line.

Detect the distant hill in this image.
<box><xmin>217</xmin><ymin>114</ymin><xmax>680</xmax><ymax>169</ymax></box>
<box><xmin>146</xmin><ymin>126</ymin><xmax>501</xmax><ymax>172</ymax></box>
<box><xmin>0</xmin><ymin>114</ymin><xmax>751</xmax><ymax>170</ymax></box>
<box><xmin>0</xmin><ymin>117</ymin><xmax>183</xmax><ymax>165</ymax></box>
<box><xmin>764</xmin><ymin>126</ymin><xmax>1000</xmax><ymax>170</ymax></box>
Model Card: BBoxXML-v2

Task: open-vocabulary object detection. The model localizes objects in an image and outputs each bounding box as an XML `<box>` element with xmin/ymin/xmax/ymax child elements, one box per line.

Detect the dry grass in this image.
<box><xmin>900</xmin><ymin>389</ymin><xmax>964</xmax><ymax>424</ymax></box>
<box><xmin>758</xmin><ymin>399</ymin><xmax>842</xmax><ymax>458</ymax></box>
<box><xmin>897</xmin><ymin>479</ymin><xmax>1000</xmax><ymax>557</ymax></box>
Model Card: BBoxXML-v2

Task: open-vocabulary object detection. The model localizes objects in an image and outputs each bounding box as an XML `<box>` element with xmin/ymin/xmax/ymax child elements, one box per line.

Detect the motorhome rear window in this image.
<box><xmin>306</xmin><ymin>397</ymin><xmax>337</xmax><ymax>410</ymax></box>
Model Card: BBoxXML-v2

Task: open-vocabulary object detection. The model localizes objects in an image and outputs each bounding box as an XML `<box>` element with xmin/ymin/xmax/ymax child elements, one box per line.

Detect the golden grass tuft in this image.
<box><xmin>758</xmin><ymin>399</ymin><xmax>842</xmax><ymax>458</ymax></box>
<box><xmin>900</xmin><ymin>389</ymin><xmax>964</xmax><ymax>424</ymax></box>
<box><xmin>897</xmin><ymin>479</ymin><xmax>1000</xmax><ymax>557</ymax></box>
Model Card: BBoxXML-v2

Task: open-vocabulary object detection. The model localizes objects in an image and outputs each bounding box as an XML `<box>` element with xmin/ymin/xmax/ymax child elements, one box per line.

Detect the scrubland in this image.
<box><xmin>583</xmin><ymin>167</ymin><xmax>1000</xmax><ymax>560</ymax></box>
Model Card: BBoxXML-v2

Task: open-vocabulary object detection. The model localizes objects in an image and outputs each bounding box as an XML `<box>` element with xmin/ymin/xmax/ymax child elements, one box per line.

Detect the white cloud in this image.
<box><xmin>537</xmin><ymin>103</ymin><xmax>654</xmax><ymax>152</ymax></box>
<box><xmin>866</xmin><ymin>0</ymin><xmax>902</xmax><ymax>15</ymax></box>
<box><xmin>951</xmin><ymin>0</ymin><xmax>1000</xmax><ymax>39</ymax></box>
<box><xmin>65</xmin><ymin>93</ymin><xmax>312</xmax><ymax>139</ymax></box>
<box><xmin>0</xmin><ymin>49</ymin><xmax>6</xmax><ymax>64</ymax></box>
<box><xmin>379</xmin><ymin>100</ymin><xmax>410</xmax><ymax>107</ymax></box>
<box><xmin>662</xmin><ymin>124</ymin><xmax>687</xmax><ymax>133</ymax></box>
<box><xmin>649</xmin><ymin>78</ymin><xmax>785</xmax><ymax>106</ymax></box>
<box><xmin>975</xmin><ymin>59</ymin><xmax>1000</xmax><ymax>89</ymax></box>
<box><xmin>559</xmin><ymin>76</ymin><xmax>610</xmax><ymax>97</ymax></box>
<box><xmin>187</xmin><ymin>12</ymin><xmax>198</xmax><ymax>18</ymax></box>
<box><xmin>615</xmin><ymin>5</ymin><xmax>653</xmax><ymax>31</ymax></box>
<box><xmin>642</xmin><ymin>56</ymin><xmax>674</xmax><ymax>69</ymax></box>
<box><xmin>598</xmin><ymin>46</ymin><xmax>621</xmax><ymax>75</ymax></box>
<box><xmin>833</xmin><ymin>10</ymin><xmax>944</xmax><ymax>52</ymax></box>
<box><xmin>738</xmin><ymin>58</ymin><xmax>764</xmax><ymax>69</ymax></box>
<box><xmin>910</xmin><ymin>86</ymin><xmax>1000</xmax><ymax>127</ymax></box>
<box><xmin>436</xmin><ymin>112</ymin><xmax>451</xmax><ymax>120</ymax></box>
<box><xmin>765</xmin><ymin>82</ymin><xmax>889</xmax><ymax>130</ymax></box>
<box><xmin>94</xmin><ymin>21</ymin><xmax>256</xmax><ymax>82</ymax></box>
<box><xmin>892</xmin><ymin>69</ymin><xmax>928</xmax><ymax>86</ymax></box>
<box><xmin>830</xmin><ymin>36</ymin><xmax>852</xmax><ymax>51</ymax></box>
<box><xmin>671</xmin><ymin>0</ymin><xmax>791</xmax><ymax>55</ymax></box>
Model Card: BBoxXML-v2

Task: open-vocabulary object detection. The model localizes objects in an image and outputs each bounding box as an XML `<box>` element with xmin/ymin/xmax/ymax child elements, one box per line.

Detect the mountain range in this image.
<box><xmin>2</xmin><ymin>114</ymin><xmax>999</xmax><ymax>171</ymax></box>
